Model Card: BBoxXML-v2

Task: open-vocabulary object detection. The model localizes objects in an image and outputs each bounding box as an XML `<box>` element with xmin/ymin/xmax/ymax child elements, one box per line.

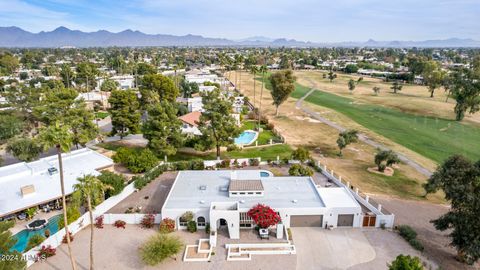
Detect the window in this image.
<box><xmin>247</xmin><ymin>192</ymin><xmax>254</xmax><ymax>195</ymax></box>
<box><xmin>256</xmin><ymin>192</ymin><xmax>262</xmax><ymax>195</ymax></box>
<box><xmin>231</xmin><ymin>192</ymin><xmax>238</xmax><ymax>195</ymax></box>
<box><xmin>179</xmin><ymin>216</ymin><xmax>188</xmax><ymax>227</ymax></box>
<box><xmin>197</xmin><ymin>216</ymin><xmax>206</xmax><ymax>227</ymax></box>
<box><xmin>240</xmin><ymin>192</ymin><xmax>245</xmax><ymax>195</ymax></box>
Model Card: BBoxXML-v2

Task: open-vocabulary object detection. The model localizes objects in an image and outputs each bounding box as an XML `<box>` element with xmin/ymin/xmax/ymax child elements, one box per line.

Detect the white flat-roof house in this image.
<box><xmin>162</xmin><ymin>170</ymin><xmax>362</xmax><ymax>241</ymax></box>
<box><xmin>0</xmin><ymin>148</ymin><xmax>114</xmax><ymax>218</ymax></box>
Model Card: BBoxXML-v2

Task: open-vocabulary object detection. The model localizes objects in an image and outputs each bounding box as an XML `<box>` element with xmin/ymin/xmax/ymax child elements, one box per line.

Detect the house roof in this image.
<box><xmin>0</xmin><ymin>148</ymin><xmax>113</xmax><ymax>217</ymax></box>
<box><xmin>162</xmin><ymin>170</ymin><xmax>326</xmax><ymax>210</ymax></box>
<box><xmin>179</xmin><ymin>111</ymin><xmax>201</xmax><ymax>127</ymax></box>
<box><xmin>229</xmin><ymin>180</ymin><xmax>264</xmax><ymax>192</ymax></box>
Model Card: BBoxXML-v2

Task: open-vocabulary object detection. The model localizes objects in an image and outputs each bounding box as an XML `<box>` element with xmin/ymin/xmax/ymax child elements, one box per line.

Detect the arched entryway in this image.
<box><xmin>216</xmin><ymin>218</ymin><xmax>228</xmax><ymax>236</ymax></box>
<box><xmin>197</xmin><ymin>216</ymin><xmax>206</xmax><ymax>227</ymax></box>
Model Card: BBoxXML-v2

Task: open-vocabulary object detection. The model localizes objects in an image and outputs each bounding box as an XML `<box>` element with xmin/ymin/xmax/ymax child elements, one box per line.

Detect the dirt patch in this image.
<box><xmin>367</xmin><ymin>166</ymin><xmax>394</xmax><ymax>176</ymax></box>
<box><xmin>375</xmin><ymin>196</ymin><xmax>479</xmax><ymax>270</ymax></box>
<box><xmin>107</xmin><ymin>171</ymin><xmax>177</xmax><ymax>214</ymax></box>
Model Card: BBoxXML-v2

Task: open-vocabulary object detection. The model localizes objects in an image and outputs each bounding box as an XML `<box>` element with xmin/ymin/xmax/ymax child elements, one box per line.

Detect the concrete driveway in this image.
<box><xmin>292</xmin><ymin>227</ymin><xmax>375</xmax><ymax>270</ymax></box>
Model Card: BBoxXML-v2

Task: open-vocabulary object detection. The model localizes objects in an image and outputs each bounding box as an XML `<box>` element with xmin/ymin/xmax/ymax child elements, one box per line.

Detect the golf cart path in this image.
<box><xmin>295</xmin><ymin>78</ymin><xmax>432</xmax><ymax>178</ymax></box>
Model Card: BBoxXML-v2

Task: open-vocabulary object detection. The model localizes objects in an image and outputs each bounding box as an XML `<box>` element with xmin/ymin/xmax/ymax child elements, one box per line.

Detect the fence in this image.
<box><xmin>23</xmin><ymin>181</ymin><xmax>138</xmax><ymax>267</ymax></box>
<box><xmin>316</xmin><ymin>160</ymin><xmax>395</xmax><ymax>228</ymax></box>
<box><xmin>101</xmin><ymin>213</ymin><xmax>162</xmax><ymax>224</ymax></box>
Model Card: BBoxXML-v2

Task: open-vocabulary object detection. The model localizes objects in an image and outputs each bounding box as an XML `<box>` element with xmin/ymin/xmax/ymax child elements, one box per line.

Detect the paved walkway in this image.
<box><xmin>292</xmin><ymin>227</ymin><xmax>375</xmax><ymax>270</ymax></box>
<box><xmin>295</xmin><ymin>78</ymin><xmax>432</xmax><ymax>177</ymax></box>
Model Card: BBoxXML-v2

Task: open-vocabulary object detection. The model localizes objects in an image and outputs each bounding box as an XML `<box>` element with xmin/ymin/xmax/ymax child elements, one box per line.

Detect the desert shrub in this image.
<box><xmin>133</xmin><ymin>164</ymin><xmax>167</xmax><ymax>190</ymax></box>
<box><xmin>288</xmin><ymin>164</ymin><xmax>314</xmax><ymax>176</ymax></box>
<box><xmin>249</xmin><ymin>158</ymin><xmax>260</xmax><ymax>166</ymax></box>
<box><xmin>190</xmin><ymin>159</ymin><xmax>205</xmax><ymax>170</ymax></box>
<box><xmin>226</xmin><ymin>144</ymin><xmax>240</xmax><ymax>152</ymax></box>
<box><xmin>388</xmin><ymin>254</ymin><xmax>424</xmax><ymax>270</ymax></box>
<box><xmin>408</xmin><ymin>239</ymin><xmax>425</xmax><ymax>251</ymax></box>
<box><xmin>141</xmin><ymin>214</ymin><xmax>155</xmax><ymax>229</ymax></box>
<box><xmin>97</xmin><ymin>171</ymin><xmax>126</xmax><ymax>198</ymax></box>
<box><xmin>58</xmin><ymin>206</ymin><xmax>81</xmax><ymax>229</ymax></box>
<box><xmin>173</xmin><ymin>160</ymin><xmax>189</xmax><ymax>171</ymax></box>
<box><xmin>139</xmin><ymin>234</ymin><xmax>183</xmax><ymax>266</ymax></box>
<box><xmin>205</xmin><ymin>223</ymin><xmax>210</xmax><ymax>234</ymax></box>
<box><xmin>266</xmin><ymin>122</ymin><xmax>275</xmax><ymax>130</ymax></box>
<box><xmin>113</xmin><ymin>147</ymin><xmax>159</xmax><ymax>173</ymax></box>
<box><xmin>181</xmin><ymin>211</ymin><xmax>194</xmax><ymax>222</ymax></box>
<box><xmin>232</xmin><ymin>159</ymin><xmax>240</xmax><ymax>168</ymax></box>
<box><xmin>159</xmin><ymin>218</ymin><xmax>175</xmax><ymax>234</ymax></box>
<box><xmin>62</xmin><ymin>232</ymin><xmax>74</xmax><ymax>243</ymax></box>
<box><xmin>37</xmin><ymin>245</ymin><xmax>56</xmax><ymax>259</ymax></box>
<box><xmin>114</xmin><ymin>220</ymin><xmax>126</xmax><ymax>229</ymax></box>
<box><xmin>291</xmin><ymin>147</ymin><xmax>311</xmax><ymax>163</ymax></box>
<box><xmin>287</xmin><ymin>228</ymin><xmax>293</xmax><ymax>241</ymax></box>
<box><xmin>218</xmin><ymin>159</ymin><xmax>230</xmax><ymax>168</ymax></box>
<box><xmin>187</xmin><ymin>221</ymin><xmax>197</xmax><ymax>233</ymax></box>
<box><xmin>95</xmin><ymin>215</ymin><xmax>104</xmax><ymax>229</ymax></box>
<box><xmin>25</xmin><ymin>234</ymin><xmax>45</xmax><ymax>252</ymax></box>
<box><xmin>398</xmin><ymin>225</ymin><xmax>417</xmax><ymax>241</ymax></box>
<box><xmin>44</xmin><ymin>229</ymin><xmax>50</xmax><ymax>238</ymax></box>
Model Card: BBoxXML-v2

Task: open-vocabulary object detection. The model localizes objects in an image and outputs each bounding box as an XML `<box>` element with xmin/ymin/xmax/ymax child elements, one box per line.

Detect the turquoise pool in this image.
<box><xmin>234</xmin><ymin>131</ymin><xmax>257</xmax><ymax>145</ymax></box>
<box><xmin>10</xmin><ymin>214</ymin><xmax>62</xmax><ymax>253</ymax></box>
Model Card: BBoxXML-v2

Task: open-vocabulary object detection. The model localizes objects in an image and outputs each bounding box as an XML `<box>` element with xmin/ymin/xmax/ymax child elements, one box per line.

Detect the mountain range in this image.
<box><xmin>1</xmin><ymin>26</ymin><xmax>479</xmax><ymax>48</ymax></box>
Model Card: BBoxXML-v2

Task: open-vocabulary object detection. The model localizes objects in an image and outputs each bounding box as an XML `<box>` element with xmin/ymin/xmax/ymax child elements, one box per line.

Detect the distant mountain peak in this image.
<box><xmin>0</xmin><ymin>26</ymin><xmax>478</xmax><ymax>48</ymax></box>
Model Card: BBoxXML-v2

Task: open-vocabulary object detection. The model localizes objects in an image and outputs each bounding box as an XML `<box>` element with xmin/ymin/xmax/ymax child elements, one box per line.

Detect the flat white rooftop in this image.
<box><xmin>163</xmin><ymin>170</ymin><xmax>326</xmax><ymax>210</ymax></box>
<box><xmin>316</xmin><ymin>187</ymin><xmax>360</xmax><ymax>208</ymax></box>
<box><xmin>0</xmin><ymin>148</ymin><xmax>113</xmax><ymax>217</ymax></box>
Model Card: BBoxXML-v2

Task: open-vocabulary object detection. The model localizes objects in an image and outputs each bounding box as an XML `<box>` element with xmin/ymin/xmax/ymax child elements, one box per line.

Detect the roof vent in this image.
<box><xmin>199</xmin><ymin>185</ymin><xmax>207</xmax><ymax>191</ymax></box>
<box><xmin>239</xmin><ymin>200</ymin><xmax>245</xmax><ymax>204</ymax></box>
<box><xmin>47</xmin><ymin>167</ymin><xmax>58</xmax><ymax>175</ymax></box>
<box><xmin>292</xmin><ymin>199</ymin><xmax>298</xmax><ymax>204</ymax></box>
<box><xmin>199</xmin><ymin>200</ymin><xmax>205</xmax><ymax>204</ymax></box>
<box><xmin>219</xmin><ymin>186</ymin><xmax>228</xmax><ymax>192</ymax></box>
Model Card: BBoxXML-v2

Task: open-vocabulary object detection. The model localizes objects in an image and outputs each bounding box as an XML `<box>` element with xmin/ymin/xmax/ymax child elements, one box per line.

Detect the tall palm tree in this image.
<box><xmin>73</xmin><ymin>175</ymin><xmax>112</xmax><ymax>270</ymax></box>
<box><xmin>258</xmin><ymin>65</ymin><xmax>268</xmax><ymax>130</ymax></box>
<box><xmin>250</xmin><ymin>66</ymin><xmax>259</xmax><ymax>108</ymax></box>
<box><xmin>38</xmin><ymin>122</ymin><xmax>77</xmax><ymax>270</ymax></box>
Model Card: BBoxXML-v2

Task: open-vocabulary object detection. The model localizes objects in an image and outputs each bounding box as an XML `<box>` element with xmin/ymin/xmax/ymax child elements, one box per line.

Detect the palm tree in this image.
<box><xmin>257</xmin><ymin>65</ymin><xmax>268</xmax><ymax>130</ymax></box>
<box><xmin>73</xmin><ymin>175</ymin><xmax>112</xmax><ymax>270</ymax></box>
<box><xmin>37</xmin><ymin>122</ymin><xmax>77</xmax><ymax>270</ymax></box>
<box><xmin>250</xmin><ymin>66</ymin><xmax>259</xmax><ymax>107</ymax></box>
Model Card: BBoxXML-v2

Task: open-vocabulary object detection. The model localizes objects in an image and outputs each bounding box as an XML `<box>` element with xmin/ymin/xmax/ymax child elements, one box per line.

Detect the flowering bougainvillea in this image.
<box><xmin>95</xmin><ymin>215</ymin><xmax>104</xmax><ymax>229</ymax></box>
<box><xmin>141</xmin><ymin>214</ymin><xmax>155</xmax><ymax>229</ymax></box>
<box><xmin>159</xmin><ymin>218</ymin><xmax>176</xmax><ymax>234</ymax></box>
<box><xmin>114</xmin><ymin>220</ymin><xmax>126</xmax><ymax>229</ymax></box>
<box><xmin>37</xmin><ymin>245</ymin><xmax>56</xmax><ymax>260</ymax></box>
<box><xmin>62</xmin><ymin>231</ymin><xmax>74</xmax><ymax>243</ymax></box>
<box><xmin>247</xmin><ymin>204</ymin><xmax>281</xmax><ymax>228</ymax></box>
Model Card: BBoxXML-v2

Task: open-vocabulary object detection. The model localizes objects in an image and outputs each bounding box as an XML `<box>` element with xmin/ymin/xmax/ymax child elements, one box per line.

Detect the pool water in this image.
<box><xmin>260</xmin><ymin>171</ymin><xmax>271</xmax><ymax>177</ymax></box>
<box><xmin>10</xmin><ymin>214</ymin><xmax>62</xmax><ymax>253</ymax></box>
<box><xmin>235</xmin><ymin>131</ymin><xmax>257</xmax><ymax>145</ymax></box>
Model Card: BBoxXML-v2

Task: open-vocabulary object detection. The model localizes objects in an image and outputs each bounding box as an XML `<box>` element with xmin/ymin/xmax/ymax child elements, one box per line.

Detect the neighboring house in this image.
<box><xmin>179</xmin><ymin>111</ymin><xmax>202</xmax><ymax>136</ymax></box>
<box><xmin>187</xmin><ymin>97</ymin><xmax>204</xmax><ymax>112</ymax></box>
<box><xmin>162</xmin><ymin>170</ymin><xmax>366</xmax><ymax>240</ymax></box>
<box><xmin>198</xmin><ymin>85</ymin><xmax>216</xmax><ymax>93</ymax></box>
<box><xmin>76</xmin><ymin>91</ymin><xmax>110</xmax><ymax>109</ymax></box>
<box><xmin>232</xmin><ymin>96</ymin><xmax>245</xmax><ymax>113</ymax></box>
<box><xmin>96</xmin><ymin>75</ymin><xmax>135</xmax><ymax>91</ymax></box>
<box><xmin>0</xmin><ymin>148</ymin><xmax>113</xmax><ymax>219</ymax></box>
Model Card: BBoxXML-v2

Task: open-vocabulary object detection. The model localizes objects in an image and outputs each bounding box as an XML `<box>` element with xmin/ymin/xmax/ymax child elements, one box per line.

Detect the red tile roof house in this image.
<box><xmin>179</xmin><ymin>111</ymin><xmax>202</xmax><ymax>136</ymax></box>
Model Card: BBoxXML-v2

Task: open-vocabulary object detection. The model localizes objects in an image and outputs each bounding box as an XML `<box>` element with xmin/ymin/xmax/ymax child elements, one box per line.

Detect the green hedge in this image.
<box><xmin>397</xmin><ymin>225</ymin><xmax>424</xmax><ymax>251</ymax></box>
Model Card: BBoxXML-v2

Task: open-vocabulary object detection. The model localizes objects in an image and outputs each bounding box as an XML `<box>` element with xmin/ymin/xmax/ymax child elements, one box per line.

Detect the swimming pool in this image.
<box><xmin>10</xmin><ymin>214</ymin><xmax>62</xmax><ymax>253</ymax></box>
<box><xmin>260</xmin><ymin>171</ymin><xmax>272</xmax><ymax>177</ymax></box>
<box><xmin>234</xmin><ymin>130</ymin><xmax>258</xmax><ymax>145</ymax></box>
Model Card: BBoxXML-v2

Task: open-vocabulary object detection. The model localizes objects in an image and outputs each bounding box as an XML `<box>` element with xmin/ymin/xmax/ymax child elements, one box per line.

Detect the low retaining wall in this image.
<box><xmin>24</xmin><ymin>182</ymin><xmax>138</xmax><ymax>267</ymax></box>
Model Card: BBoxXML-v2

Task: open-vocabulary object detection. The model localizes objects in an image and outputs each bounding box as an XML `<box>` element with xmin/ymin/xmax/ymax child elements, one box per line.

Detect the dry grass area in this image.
<box><xmin>227</xmin><ymin>71</ymin><xmax>443</xmax><ymax>203</ymax></box>
<box><xmin>294</xmin><ymin>70</ymin><xmax>480</xmax><ymax>125</ymax></box>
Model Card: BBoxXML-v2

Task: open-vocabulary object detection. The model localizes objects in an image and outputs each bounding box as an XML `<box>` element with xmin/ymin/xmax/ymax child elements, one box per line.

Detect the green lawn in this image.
<box><xmin>98</xmin><ymin>141</ymin><xmax>293</xmax><ymax>162</ymax></box>
<box><xmin>240</xmin><ymin>121</ymin><xmax>280</xmax><ymax>145</ymax></box>
<box><xmin>294</xmin><ymin>85</ymin><xmax>480</xmax><ymax>163</ymax></box>
<box><xmin>95</xmin><ymin>111</ymin><xmax>110</xmax><ymax>119</ymax></box>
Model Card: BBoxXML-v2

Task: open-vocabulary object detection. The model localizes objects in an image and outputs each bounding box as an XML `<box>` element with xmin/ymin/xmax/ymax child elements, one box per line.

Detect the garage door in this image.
<box><xmin>337</xmin><ymin>214</ymin><xmax>354</xmax><ymax>227</ymax></box>
<box><xmin>290</xmin><ymin>215</ymin><xmax>323</xmax><ymax>227</ymax></box>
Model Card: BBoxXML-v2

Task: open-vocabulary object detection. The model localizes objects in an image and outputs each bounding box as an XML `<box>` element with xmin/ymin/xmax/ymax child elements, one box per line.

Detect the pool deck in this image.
<box><xmin>10</xmin><ymin>210</ymin><xmax>62</xmax><ymax>235</ymax></box>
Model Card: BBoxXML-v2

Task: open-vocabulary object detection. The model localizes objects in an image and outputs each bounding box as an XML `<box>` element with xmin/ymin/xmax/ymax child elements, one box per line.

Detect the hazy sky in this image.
<box><xmin>0</xmin><ymin>0</ymin><xmax>479</xmax><ymax>42</ymax></box>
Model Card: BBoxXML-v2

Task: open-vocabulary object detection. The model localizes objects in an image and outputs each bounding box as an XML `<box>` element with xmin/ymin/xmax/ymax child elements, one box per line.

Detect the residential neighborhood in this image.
<box><xmin>1</xmin><ymin>1</ymin><xmax>480</xmax><ymax>270</ymax></box>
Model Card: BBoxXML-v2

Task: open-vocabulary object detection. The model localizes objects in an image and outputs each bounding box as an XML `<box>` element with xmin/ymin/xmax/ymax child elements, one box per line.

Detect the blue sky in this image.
<box><xmin>0</xmin><ymin>0</ymin><xmax>479</xmax><ymax>42</ymax></box>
